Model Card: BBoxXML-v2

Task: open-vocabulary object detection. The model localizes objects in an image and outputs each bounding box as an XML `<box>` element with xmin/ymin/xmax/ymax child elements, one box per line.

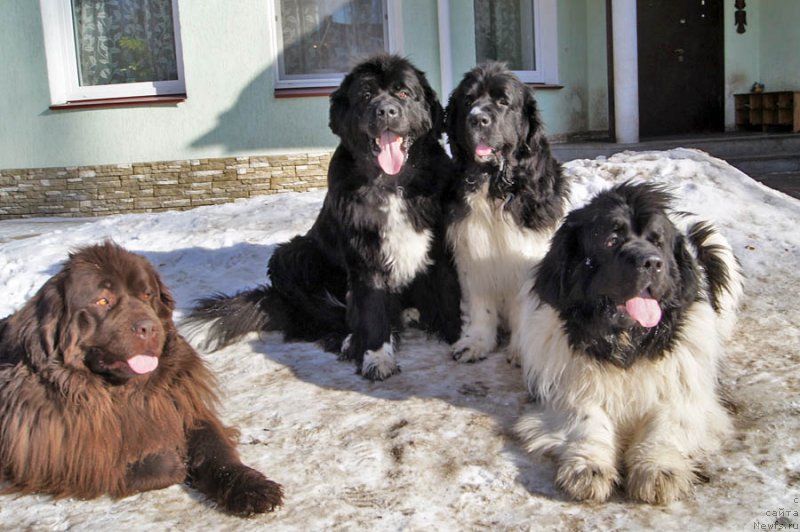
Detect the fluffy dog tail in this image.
<box><xmin>687</xmin><ymin>220</ymin><xmax>745</xmax><ymax>341</ymax></box>
<box><xmin>185</xmin><ymin>286</ymin><xmax>288</xmax><ymax>351</ymax></box>
<box><xmin>185</xmin><ymin>234</ymin><xmax>351</xmax><ymax>353</ymax></box>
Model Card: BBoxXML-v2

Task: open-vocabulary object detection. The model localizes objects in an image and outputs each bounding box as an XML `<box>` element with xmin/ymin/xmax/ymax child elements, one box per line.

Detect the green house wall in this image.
<box><xmin>1</xmin><ymin>1</ymin><xmax>797</xmax><ymax>171</ymax></box>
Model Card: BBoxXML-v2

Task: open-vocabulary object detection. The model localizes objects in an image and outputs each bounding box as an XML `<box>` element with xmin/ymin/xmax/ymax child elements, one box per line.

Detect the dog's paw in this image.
<box><xmin>401</xmin><ymin>307</ymin><xmax>421</xmax><ymax>327</ymax></box>
<box><xmin>555</xmin><ymin>458</ymin><xmax>619</xmax><ymax>503</ymax></box>
<box><xmin>505</xmin><ymin>347</ymin><xmax>521</xmax><ymax>367</ymax></box>
<box><xmin>450</xmin><ymin>336</ymin><xmax>492</xmax><ymax>363</ymax></box>
<box><xmin>219</xmin><ymin>466</ymin><xmax>284</xmax><ymax>516</ymax></box>
<box><xmin>626</xmin><ymin>459</ymin><xmax>694</xmax><ymax>505</ymax></box>
<box><xmin>337</xmin><ymin>334</ymin><xmax>353</xmax><ymax>361</ymax></box>
<box><xmin>360</xmin><ymin>343</ymin><xmax>401</xmax><ymax>381</ymax></box>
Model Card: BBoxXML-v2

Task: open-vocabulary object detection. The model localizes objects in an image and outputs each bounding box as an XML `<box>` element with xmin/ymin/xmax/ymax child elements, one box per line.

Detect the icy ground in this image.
<box><xmin>0</xmin><ymin>149</ymin><xmax>798</xmax><ymax>531</ymax></box>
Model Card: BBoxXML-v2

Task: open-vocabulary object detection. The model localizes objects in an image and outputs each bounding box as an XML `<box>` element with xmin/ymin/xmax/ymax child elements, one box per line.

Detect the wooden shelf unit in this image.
<box><xmin>735</xmin><ymin>91</ymin><xmax>800</xmax><ymax>132</ymax></box>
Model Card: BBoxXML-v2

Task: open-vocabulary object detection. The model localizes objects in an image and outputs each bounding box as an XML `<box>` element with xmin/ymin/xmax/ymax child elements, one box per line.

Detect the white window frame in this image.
<box><xmin>40</xmin><ymin>0</ymin><xmax>187</xmax><ymax>105</ymax></box>
<box><xmin>476</xmin><ymin>0</ymin><xmax>559</xmax><ymax>85</ymax></box>
<box><xmin>268</xmin><ymin>0</ymin><xmax>403</xmax><ymax>90</ymax></box>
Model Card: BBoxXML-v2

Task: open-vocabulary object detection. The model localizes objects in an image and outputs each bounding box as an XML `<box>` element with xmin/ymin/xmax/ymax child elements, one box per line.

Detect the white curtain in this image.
<box><xmin>72</xmin><ymin>0</ymin><xmax>178</xmax><ymax>86</ymax></box>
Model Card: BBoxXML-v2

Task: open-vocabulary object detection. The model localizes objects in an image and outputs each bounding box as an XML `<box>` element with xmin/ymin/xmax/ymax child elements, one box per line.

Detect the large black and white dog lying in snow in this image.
<box><xmin>514</xmin><ymin>182</ymin><xmax>744</xmax><ymax>504</ymax></box>
<box><xmin>188</xmin><ymin>55</ymin><xmax>460</xmax><ymax>380</ymax></box>
<box><xmin>444</xmin><ymin>62</ymin><xmax>569</xmax><ymax>363</ymax></box>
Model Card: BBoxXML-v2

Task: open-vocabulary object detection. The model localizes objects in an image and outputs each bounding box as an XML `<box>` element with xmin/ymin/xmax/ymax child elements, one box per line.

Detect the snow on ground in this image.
<box><xmin>0</xmin><ymin>149</ymin><xmax>798</xmax><ymax>531</ymax></box>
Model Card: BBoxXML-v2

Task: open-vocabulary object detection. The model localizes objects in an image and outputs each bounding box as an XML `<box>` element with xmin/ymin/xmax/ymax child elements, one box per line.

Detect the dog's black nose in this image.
<box><xmin>639</xmin><ymin>254</ymin><xmax>663</xmax><ymax>272</ymax></box>
<box><xmin>132</xmin><ymin>319</ymin><xmax>156</xmax><ymax>338</ymax></box>
<box><xmin>376</xmin><ymin>102</ymin><xmax>401</xmax><ymax>119</ymax></box>
<box><xmin>468</xmin><ymin>111</ymin><xmax>491</xmax><ymax>128</ymax></box>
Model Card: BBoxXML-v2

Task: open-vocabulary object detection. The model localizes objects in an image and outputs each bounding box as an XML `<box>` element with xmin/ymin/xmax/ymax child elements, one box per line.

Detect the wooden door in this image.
<box><xmin>637</xmin><ymin>0</ymin><xmax>724</xmax><ymax>137</ymax></box>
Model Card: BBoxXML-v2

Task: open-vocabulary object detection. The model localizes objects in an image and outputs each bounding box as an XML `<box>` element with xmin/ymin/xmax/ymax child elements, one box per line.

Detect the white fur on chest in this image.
<box><xmin>518</xmin><ymin>297</ymin><xmax>727</xmax><ymax>433</ymax></box>
<box><xmin>379</xmin><ymin>194</ymin><xmax>432</xmax><ymax>290</ymax></box>
<box><xmin>448</xmin><ymin>184</ymin><xmax>552</xmax><ymax>299</ymax></box>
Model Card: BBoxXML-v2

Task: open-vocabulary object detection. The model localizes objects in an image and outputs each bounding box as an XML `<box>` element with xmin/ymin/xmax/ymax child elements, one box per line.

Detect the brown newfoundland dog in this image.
<box><xmin>0</xmin><ymin>241</ymin><xmax>282</xmax><ymax>515</ymax></box>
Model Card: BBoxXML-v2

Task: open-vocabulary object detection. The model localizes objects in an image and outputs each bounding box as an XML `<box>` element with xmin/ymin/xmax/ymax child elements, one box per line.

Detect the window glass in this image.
<box><xmin>277</xmin><ymin>0</ymin><xmax>388</xmax><ymax>81</ymax></box>
<box><xmin>40</xmin><ymin>0</ymin><xmax>185</xmax><ymax>104</ymax></box>
<box><xmin>474</xmin><ymin>0</ymin><xmax>536</xmax><ymax>71</ymax></box>
<box><xmin>71</xmin><ymin>0</ymin><xmax>179</xmax><ymax>87</ymax></box>
<box><xmin>472</xmin><ymin>0</ymin><xmax>558</xmax><ymax>84</ymax></box>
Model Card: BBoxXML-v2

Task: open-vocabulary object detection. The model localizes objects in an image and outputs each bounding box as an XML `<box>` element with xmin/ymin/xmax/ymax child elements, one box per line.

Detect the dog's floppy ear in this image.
<box><xmin>430</xmin><ymin>98</ymin><xmax>445</xmax><ymax>138</ymax></box>
<box><xmin>34</xmin><ymin>275</ymin><xmax>68</xmax><ymax>363</ymax></box>
<box><xmin>444</xmin><ymin>90</ymin><xmax>459</xmax><ymax>144</ymax></box>
<box><xmin>329</xmin><ymin>75</ymin><xmax>352</xmax><ymax>138</ymax></box>
<box><xmin>534</xmin><ymin>220</ymin><xmax>579</xmax><ymax>309</ymax></box>
<box><xmin>59</xmin><ymin>310</ymin><xmax>94</xmax><ymax>368</ymax></box>
<box><xmin>444</xmin><ymin>88</ymin><xmax>468</xmax><ymax>162</ymax></box>
<box><xmin>21</xmin><ymin>271</ymin><xmax>85</xmax><ymax>368</ymax></box>
<box><xmin>521</xmin><ymin>89</ymin><xmax>545</xmax><ymax>158</ymax></box>
<box><xmin>153</xmin><ymin>268</ymin><xmax>177</xmax><ymax>323</ymax></box>
<box><xmin>416</xmin><ymin>66</ymin><xmax>444</xmax><ymax>137</ymax></box>
<box><xmin>672</xmin><ymin>232</ymin><xmax>702</xmax><ymax>306</ymax></box>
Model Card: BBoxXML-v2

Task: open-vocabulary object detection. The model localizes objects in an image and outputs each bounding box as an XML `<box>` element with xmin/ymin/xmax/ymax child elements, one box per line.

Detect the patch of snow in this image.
<box><xmin>0</xmin><ymin>150</ymin><xmax>798</xmax><ymax>531</ymax></box>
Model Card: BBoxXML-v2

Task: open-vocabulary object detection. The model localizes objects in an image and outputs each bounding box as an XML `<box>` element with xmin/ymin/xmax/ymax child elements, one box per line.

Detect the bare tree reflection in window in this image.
<box><xmin>279</xmin><ymin>0</ymin><xmax>387</xmax><ymax>80</ymax></box>
<box><xmin>474</xmin><ymin>0</ymin><xmax>535</xmax><ymax>71</ymax></box>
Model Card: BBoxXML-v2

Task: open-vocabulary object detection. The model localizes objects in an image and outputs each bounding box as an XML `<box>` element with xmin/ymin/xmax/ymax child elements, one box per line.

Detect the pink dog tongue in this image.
<box><xmin>475</xmin><ymin>143</ymin><xmax>493</xmax><ymax>157</ymax></box>
<box><xmin>625</xmin><ymin>297</ymin><xmax>662</xmax><ymax>328</ymax></box>
<box><xmin>377</xmin><ymin>132</ymin><xmax>404</xmax><ymax>175</ymax></box>
<box><xmin>127</xmin><ymin>355</ymin><xmax>159</xmax><ymax>375</ymax></box>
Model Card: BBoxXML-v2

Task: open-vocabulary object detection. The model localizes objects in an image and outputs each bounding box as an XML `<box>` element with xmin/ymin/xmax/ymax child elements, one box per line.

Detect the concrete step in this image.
<box><xmin>551</xmin><ymin>132</ymin><xmax>800</xmax><ymax>199</ymax></box>
<box><xmin>552</xmin><ymin>132</ymin><xmax>800</xmax><ymax>163</ymax></box>
<box><xmin>685</xmin><ymin>133</ymin><xmax>800</xmax><ymax>159</ymax></box>
<box><xmin>751</xmin><ymin>171</ymin><xmax>800</xmax><ymax>199</ymax></box>
<box><xmin>727</xmin><ymin>153</ymin><xmax>800</xmax><ymax>175</ymax></box>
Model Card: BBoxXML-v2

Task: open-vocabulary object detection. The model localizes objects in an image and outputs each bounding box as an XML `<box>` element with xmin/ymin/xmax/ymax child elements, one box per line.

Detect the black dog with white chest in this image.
<box><xmin>515</xmin><ymin>182</ymin><xmax>744</xmax><ymax>504</ymax></box>
<box><xmin>445</xmin><ymin>62</ymin><xmax>569</xmax><ymax>364</ymax></box>
<box><xmin>188</xmin><ymin>55</ymin><xmax>460</xmax><ymax>380</ymax></box>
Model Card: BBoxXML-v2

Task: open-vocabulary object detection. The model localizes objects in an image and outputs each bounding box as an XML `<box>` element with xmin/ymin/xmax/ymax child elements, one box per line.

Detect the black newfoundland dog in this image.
<box><xmin>0</xmin><ymin>241</ymin><xmax>282</xmax><ymax>515</ymax></box>
<box><xmin>189</xmin><ymin>55</ymin><xmax>460</xmax><ymax>381</ymax></box>
<box><xmin>444</xmin><ymin>62</ymin><xmax>569</xmax><ymax>364</ymax></box>
<box><xmin>514</xmin><ymin>182</ymin><xmax>743</xmax><ymax>504</ymax></box>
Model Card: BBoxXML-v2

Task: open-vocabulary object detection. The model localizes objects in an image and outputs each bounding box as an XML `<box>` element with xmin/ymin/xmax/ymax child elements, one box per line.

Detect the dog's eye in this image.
<box><xmin>647</xmin><ymin>231</ymin><xmax>664</xmax><ymax>248</ymax></box>
<box><xmin>397</xmin><ymin>89</ymin><xmax>411</xmax><ymax>100</ymax></box>
<box><xmin>606</xmin><ymin>234</ymin><xmax>619</xmax><ymax>248</ymax></box>
<box><xmin>141</xmin><ymin>291</ymin><xmax>152</xmax><ymax>301</ymax></box>
<box><xmin>362</xmin><ymin>91</ymin><xmax>372</xmax><ymax>101</ymax></box>
<box><xmin>95</xmin><ymin>297</ymin><xmax>111</xmax><ymax>307</ymax></box>
<box><xmin>498</xmin><ymin>97</ymin><xmax>510</xmax><ymax>106</ymax></box>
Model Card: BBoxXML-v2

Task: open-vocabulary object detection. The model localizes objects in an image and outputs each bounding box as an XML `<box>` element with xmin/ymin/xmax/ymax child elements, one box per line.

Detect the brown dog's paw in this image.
<box><xmin>220</xmin><ymin>467</ymin><xmax>284</xmax><ymax>516</ymax></box>
<box><xmin>124</xmin><ymin>451</ymin><xmax>187</xmax><ymax>494</ymax></box>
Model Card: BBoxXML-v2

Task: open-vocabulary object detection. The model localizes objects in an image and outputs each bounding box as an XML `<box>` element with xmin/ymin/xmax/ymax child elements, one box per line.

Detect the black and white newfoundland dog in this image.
<box><xmin>444</xmin><ymin>62</ymin><xmax>568</xmax><ymax>364</ymax></box>
<box><xmin>514</xmin><ymin>182</ymin><xmax>744</xmax><ymax>504</ymax></box>
<box><xmin>188</xmin><ymin>55</ymin><xmax>460</xmax><ymax>381</ymax></box>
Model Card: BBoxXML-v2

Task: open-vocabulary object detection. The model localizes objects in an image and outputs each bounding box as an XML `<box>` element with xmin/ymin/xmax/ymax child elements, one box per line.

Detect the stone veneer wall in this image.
<box><xmin>0</xmin><ymin>152</ymin><xmax>332</xmax><ymax>219</ymax></box>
